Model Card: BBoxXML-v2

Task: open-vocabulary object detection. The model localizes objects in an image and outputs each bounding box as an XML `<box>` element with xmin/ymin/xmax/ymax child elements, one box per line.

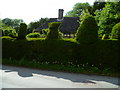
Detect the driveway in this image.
<box><xmin>0</xmin><ymin>65</ymin><xmax>119</xmax><ymax>88</ymax></box>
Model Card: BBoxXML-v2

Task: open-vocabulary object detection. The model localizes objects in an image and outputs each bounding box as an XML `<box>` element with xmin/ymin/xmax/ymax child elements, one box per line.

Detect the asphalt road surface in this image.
<box><xmin>0</xmin><ymin>65</ymin><xmax>119</xmax><ymax>88</ymax></box>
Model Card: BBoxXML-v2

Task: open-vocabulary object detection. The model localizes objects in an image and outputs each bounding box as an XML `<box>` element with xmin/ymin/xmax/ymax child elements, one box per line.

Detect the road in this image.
<box><xmin>0</xmin><ymin>65</ymin><xmax>119</xmax><ymax>88</ymax></box>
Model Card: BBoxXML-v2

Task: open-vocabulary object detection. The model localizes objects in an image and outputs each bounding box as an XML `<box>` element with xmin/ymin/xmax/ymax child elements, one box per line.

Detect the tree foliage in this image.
<box><xmin>2</xmin><ymin>18</ymin><xmax>23</xmax><ymax>28</ymax></box>
<box><xmin>93</xmin><ymin>0</ymin><xmax>106</xmax><ymax>12</ymax></box>
<box><xmin>1</xmin><ymin>23</ymin><xmax>17</xmax><ymax>37</ymax></box>
<box><xmin>2</xmin><ymin>18</ymin><xmax>24</xmax><ymax>33</ymax></box>
<box><xmin>18</xmin><ymin>23</ymin><xmax>27</xmax><ymax>39</ymax></box>
<box><xmin>76</xmin><ymin>15</ymin><xmax>98</xmax><ymax>44</ymax></box>
<box><xmin>111</xmin><ymin>22</ymin><xmax>120</xmax><ymax>40</ymax></box>
<box><xmin>95</xmin><ymin>1</ymin><xmax>120</xmax><ymax>38</ymax></box>
<box><xmin>65</xmin><ymin>2</ymin><xmax>90</xmax><ymax>17</ymax></box>
<box><xmin>28</xmin><ymin>18</ymin><xmax>48</xmax><ymax>33</ymax></box>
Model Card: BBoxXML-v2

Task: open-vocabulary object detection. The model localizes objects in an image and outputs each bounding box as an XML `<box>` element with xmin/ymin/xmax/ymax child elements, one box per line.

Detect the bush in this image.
<box><xmin>76</xmin><ymin>15</ymin><xmax>99</xmax><ymax>44</ymax></box>
<box><xmin>26</xmin><ymin>32</ymin><xmax>41</xmax><ymax>38</ymax></box>
<box><xmin>2</xmin><ymin>29</ymin><xmax>17</xmax><ymax>38</ymax></box>
<box><xmin>18</xmin><ymin>23</ymin><xmax>27</xmax><ymax>39</ymax></box>
<box><xmin>1</xmin><ymin>36</ymin><xmax>16</xmax><ymax>40</ymax></box>
<box><xmin>111</xmin><ymin>22</ymin><xmax>120</xmax><ymax>40</ymax></box>
<box><xmin>46</xmin><ymin>22</ymin><xmax>61</xmax><ymax>39</ymax></box>
<box><xmin>1</xmin><ymin>23</ymin><xmax>17</xmax><ymax>37</ymax></box>
<box><xmin>2</xmin><ymin>39</ymin><xmax>119</xmax><ymax>70</ymax></box>
<box><xmin>42</xmin><ymin>29</ymin><xmax>48</xmax><ymax>35</ymax></box>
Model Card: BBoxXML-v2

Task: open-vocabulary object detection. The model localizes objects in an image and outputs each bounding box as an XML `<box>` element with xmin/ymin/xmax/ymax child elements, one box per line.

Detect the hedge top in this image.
<box><xmin>76</xmin><ymin>15</ymin><xmax>99</xmax><ymax>44</ymax></box>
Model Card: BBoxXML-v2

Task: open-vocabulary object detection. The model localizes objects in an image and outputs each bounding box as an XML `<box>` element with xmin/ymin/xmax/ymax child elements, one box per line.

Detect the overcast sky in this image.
<box><xmin>0</xmin><ymin>0</ymin><xmax>96</xmax><ymax>24</ymax></box>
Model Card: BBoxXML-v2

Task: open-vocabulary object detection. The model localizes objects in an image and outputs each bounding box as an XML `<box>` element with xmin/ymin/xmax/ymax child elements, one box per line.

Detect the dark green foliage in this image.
<box><xmin>2</xmin><ymin>38</ymin><xmax>119</xmax><ymax>70</ymax></box>
<box><xmin>46</xmin><ymin>22</ymin><xmax>61</xmax><ymax>39</ymax></box>
<box><xmin>3</xmin><ymin>29</ymin><xmax>17</xmax><ymax>38</ymax></box>
<box><xmin>86</xmin><ymin>6</ymin><xmax>94</xmax><ymax>16</ymax></box>
<box><xmin>95</xmin><ymin>2</ymin><xmax>120</xmax><ymax>38</ymax></box>
<box><xmin>76</xmin><ymin>15</ymin><xmax>98</xmax><ymax>44</ymax></box>
<box><xmin>111</xmin><ymin>22</ymin><xmax>120</xmax><ymax>40</ymax></box>
<box><xmin>1</xmin><ymin>23</ymin><xmax>17</xmax><ymax>38</ymax></box>
<box><xmin>26</xmin><ymin>32</ymin><xmax>41</xmax><ymax>38</ymax></box>
<box><xmin>28</xmin><ymin>18</ymin><xmax>48</xmax><ymax>32</ymax></box>
<box><xmin>93</xmin><ymin>1</ymin><xmax>106</xmax><ymax>12</ymax></box>
<box><xmin>18</xmin><ymin>23</ymin><xmax>27</xmax><ymax>39</ymax></box>
<box><xmin>2</xmin><ymin>18</ymin><xmax>23</xmax><ymax>31</ymax></box>
<box><xmin>1</xmin><ymin>29</ymin><xmax>3</xmax><ymax>36</ymax></box>
<box><xmin>42</xmin><ymin>29</ymin><xmax>48</xmax><ymax>35</ymax></box>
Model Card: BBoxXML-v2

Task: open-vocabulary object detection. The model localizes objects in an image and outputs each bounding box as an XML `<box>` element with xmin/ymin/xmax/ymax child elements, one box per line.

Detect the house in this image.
<box><xmin>35</xmin><ymin>9</ymin><xmax>80</xmax><ymax>37</ymax></box>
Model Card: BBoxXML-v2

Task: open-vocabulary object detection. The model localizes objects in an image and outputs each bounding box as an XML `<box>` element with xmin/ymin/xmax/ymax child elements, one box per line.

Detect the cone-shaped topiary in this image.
<box><xmin>76</xmin><ymin>15</ymin><xmax>98</xmax><ymax>44</ymax></box>
<box><xmin>46</xmin><ymin>22</ymin><xmax>61</xmax><ymax>39</ymax></box>
<box><xmin>18</xmin><ymin>23</ymin><xmax>27</xmax><ymax>39</ymax></box>
<box><xmin>111</xmin><ymin>22</ymin><xmax>120</xmax><ymax>40</ymax></box>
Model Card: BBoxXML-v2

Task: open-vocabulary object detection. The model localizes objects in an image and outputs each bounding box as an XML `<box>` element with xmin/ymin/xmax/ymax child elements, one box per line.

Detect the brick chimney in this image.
<box><xmin>58</xmin><ymin>9</ymin><xmax>64</xmax><ymax>20</ymax></box>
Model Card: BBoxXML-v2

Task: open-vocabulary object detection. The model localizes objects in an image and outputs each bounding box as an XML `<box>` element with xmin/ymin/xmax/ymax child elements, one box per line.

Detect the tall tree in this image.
<box><xmin>2</xmin><ymin>18</ymin><xmax>23</xmax><ymax>28</ymax></box>
<box><xmin>65</xmin><ymin>2</ymin><xmax>90</xmax><ymax>17</ymax></box>
<box><xmin>2</xmin><ymin>18</ymin><xmax>23</xmax><ymax>33</ymax></box>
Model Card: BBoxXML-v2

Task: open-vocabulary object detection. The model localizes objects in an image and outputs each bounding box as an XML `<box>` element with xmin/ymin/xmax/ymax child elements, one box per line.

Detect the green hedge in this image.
<box><xmin>76</xmin><ymin>15</ymin><xmax>98</xmax><ymax>44</ymax></box>
<box><xmin>46</xmin><ymin>22</ymin><xmax>62</xmax><ymax>39</ymax></box>
<box><xmin>18</xmin><ymin>23</ymin><xmax>27</xmax><ymax>39</ymax></box>
<box><xmin>26</xmin><ymin>32</ymin><xmax>41</xmax><ymax>38</ymax></box>
<box><xmin>111</xmin><ymin>22</ymin><xmax>120</xmax><ymax>40</ymax></box>
<box><xmin>2</xmin><ymin>38</ymin><xmax>119</xmax><ymax>70</ymax></box>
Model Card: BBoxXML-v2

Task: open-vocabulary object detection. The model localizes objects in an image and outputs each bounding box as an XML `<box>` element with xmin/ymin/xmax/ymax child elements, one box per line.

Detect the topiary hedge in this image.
<box><xmin>76</xmin><ymin>15</ymin><xmax>99</xmax><ymax>44</ymax></box>
<box><xmin>18</xmin><ymin>23</ymin><xmax>27</xmax><ymax>39</ymax></box>
<box><xmin>111</xmin><ymin>22</ymin><xmax>120</xmax><ymax>40</ymax></box>
<box><xmin>2</xmin><ymin>37</ymin><xmax>119</xmax><ymax>70</ymax></box>
<box><xmin>26</xmin><ymin>32</ymin><xmax>41</xmax><ymax>38</ymax></box>
<box><xmin>42</xmin><ymin>29</ymin><xmax>48</xmax><ymax>35</ymax></box>
<box><xmin>46</xmin><ymin>22</ymin><xmax>62</xmax><ymax>39</ymax></box>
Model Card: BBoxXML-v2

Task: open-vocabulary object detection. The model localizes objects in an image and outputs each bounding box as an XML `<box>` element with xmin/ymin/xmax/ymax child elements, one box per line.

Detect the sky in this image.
<box><xmin>0</xmin><ymin>0</ymin><xmax>95</xmax><ymax>24</ymax></box>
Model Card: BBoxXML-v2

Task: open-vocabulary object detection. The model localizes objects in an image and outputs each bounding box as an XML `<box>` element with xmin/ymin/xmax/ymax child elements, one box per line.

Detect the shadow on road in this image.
<box><xmin>2</xmin><ymin>65</ymin><xmax>120</xmax><ymax>85</ymax></box>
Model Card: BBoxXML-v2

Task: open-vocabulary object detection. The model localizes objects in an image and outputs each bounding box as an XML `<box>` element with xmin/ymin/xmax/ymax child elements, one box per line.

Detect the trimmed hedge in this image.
<box><xmin>26</xmin><ymin>32</ymin><xmax>41</xmax><ymax>38</ymax></box>
<box><xmin>46</xmin><ymin>22</ymin><xmax>62</xmax><ymax>39</ymax></box>
<box><xmin>2</xmin><ymin>38</ymin><xmax>119</xmax><ymax>70</ymax></box>
<box><xmin>111</xmin><ymin>22</ymin><xmax>120</xmax><ymax>40</ymax></box>
<box><xmin>76</xmin><ymin>15</ymin><xmax>99</xmax><ymax>44</ymax></box>
<box><xmin>18</xmin><ymin>23</ymin><xmax>27</xmax><ymax>39</ymax></box>
<box><xmin>42</xmin><ymin>29</ymin><xmax>48</xmax><ymax>35</ymax></box>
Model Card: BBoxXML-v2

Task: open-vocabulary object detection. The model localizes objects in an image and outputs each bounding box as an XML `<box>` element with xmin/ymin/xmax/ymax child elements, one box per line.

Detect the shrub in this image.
<box><xmin>42</xmin><ymin>29</ymin><xmax>48</xmax><ymax>35</ymax></box>
<box><xmin>1</xmin><ymin>23</ymin><xmax>17</xmax><ymax>37</ymax></box>
<box><xmin>76</xmin><ymin>15</ymin><xmax>99</xmax><ymax>44</ymax></box>
<box><xmin>46</xmin><ymin>22</ymin><xmax>61</xmax><ymax>39</ymax></box>
<box><xmin>1</xmin><ymin>36</ymin><xmax>16</xmax><ymax>40</ymax></box>
<box><xmin>2</xmin><ymin>39</ymin><xmax>119</xmax><ymax>70</ymax></box>
<box><xmin>2</xmin><ymin>29</ymin><xmax>17</xmax><ymax>37</ymax></box>
<box><xmin>26</xmin><ymin>32</ymin><xmax>41</xmax><ymax>38</ymax></box>
<box><xmin>111</xmin><ymin>22</ymin><xmax>120</xmax><ymax>40</ymax></box>
<box><xmin>18</xmin><ymin>23</ymin><xmax>27</xmax><ymax>39</ymax></box>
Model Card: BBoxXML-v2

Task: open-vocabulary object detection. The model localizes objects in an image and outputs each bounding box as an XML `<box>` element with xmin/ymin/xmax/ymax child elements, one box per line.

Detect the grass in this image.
<box><xmin>2</xmin><ymin>58</ymin><xmax>120</xmax><ymax>77</ymax></box>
